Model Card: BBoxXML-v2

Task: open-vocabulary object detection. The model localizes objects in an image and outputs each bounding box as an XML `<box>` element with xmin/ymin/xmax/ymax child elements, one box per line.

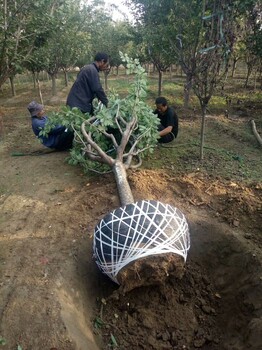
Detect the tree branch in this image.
<box><xmin>117</xmin><ymin>114</ymin><xmax>137</xmax><ymax>160</ymax></box>
<box><xmin>81</xmin><ymin>120</ymin><xmax>115</xmax><ymax>166</ymax></box>
<box><xmin>123</xmin><ymin>127</ymin><xmax>151</xmax><ymax>157</ymax></box>
<box><xmin>114</xmin><ymin>103</ymin><xmax>126</xmax><ymax>135</ymax></box>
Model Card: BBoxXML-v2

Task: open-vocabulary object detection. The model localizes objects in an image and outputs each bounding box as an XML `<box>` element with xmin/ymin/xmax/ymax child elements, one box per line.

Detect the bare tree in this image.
<box><xmin>192</xmin><ymin>0</ymin><xmax>235</xmax><ymax>160</ymax></box>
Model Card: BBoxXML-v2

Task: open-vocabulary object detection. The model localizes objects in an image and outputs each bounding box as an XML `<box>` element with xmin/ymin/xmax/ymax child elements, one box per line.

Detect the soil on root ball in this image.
<box><xmin>117</xmin><ymin>253</ymin><xmax>185</xmax><ymax>294</ymax></box>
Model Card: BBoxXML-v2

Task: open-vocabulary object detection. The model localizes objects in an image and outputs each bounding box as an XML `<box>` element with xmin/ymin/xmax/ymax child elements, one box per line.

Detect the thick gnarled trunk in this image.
<box><xmin>112</xmin><ymin>160</ymin><xmax>134</xmax><ymax>206</ymax></box>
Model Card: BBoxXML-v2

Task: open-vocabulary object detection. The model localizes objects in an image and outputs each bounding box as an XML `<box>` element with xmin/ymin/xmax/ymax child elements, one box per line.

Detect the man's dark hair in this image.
<box><xmin>155</xmin><ymin>96</ymin><xmax>168</xmax><ymax>106</ymax></box>
<box><xmin>94</xmin><ymin>52</ymin><xmax>109</xmax><ymax>63</ymax></box>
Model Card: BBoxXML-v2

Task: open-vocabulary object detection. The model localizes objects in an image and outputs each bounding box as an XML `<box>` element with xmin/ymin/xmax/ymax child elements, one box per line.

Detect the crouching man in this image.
<box><xmin>27</xmin><ymin>101</ymin><xmax>74</xmax><ymax>151</ymax></box>
<box><xmin>154</xmin><ymin>97</ymin><xmax>179</xmax><ymax>144</ymax></box>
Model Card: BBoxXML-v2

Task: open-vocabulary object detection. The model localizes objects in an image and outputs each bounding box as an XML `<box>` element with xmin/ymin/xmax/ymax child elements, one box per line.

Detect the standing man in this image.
<box><xmin>154</xmin><ymin>97</ymin><xmax>179</xmax><ymax>144</ymax></box>
<box><xmin>66</xmin><ymin>52</ymin><xmax>109</xmax><ymax>115</ymax></box>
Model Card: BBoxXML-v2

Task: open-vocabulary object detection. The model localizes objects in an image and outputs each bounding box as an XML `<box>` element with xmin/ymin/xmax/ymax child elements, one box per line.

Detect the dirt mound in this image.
<box><xmin>130</xmin><ymin>170</ymin><xmax>262</xmax><ymax>238</ymax></box>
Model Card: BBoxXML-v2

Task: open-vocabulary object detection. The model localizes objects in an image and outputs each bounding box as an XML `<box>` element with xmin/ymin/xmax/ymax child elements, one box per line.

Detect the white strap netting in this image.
<box><xmin>93</xmin><ymin>200</ymin><xmax>190</xmax><ymax>284</ymax></box>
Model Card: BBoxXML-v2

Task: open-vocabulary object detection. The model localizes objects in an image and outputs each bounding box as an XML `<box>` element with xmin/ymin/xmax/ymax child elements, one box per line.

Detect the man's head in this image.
<box><xmin>155</xmin><ymin>96</ymin><xmax>168</xmax><ymax>114</ymax></box>
<box><xmin>94</xmin><ymin>52</ymin><xmax>109</xmax><ymax>71</ymax></box>
<box><xmin>27</xmin><ymin>101</ymin><xmax>44</xmax><ymax>118</ymax></box>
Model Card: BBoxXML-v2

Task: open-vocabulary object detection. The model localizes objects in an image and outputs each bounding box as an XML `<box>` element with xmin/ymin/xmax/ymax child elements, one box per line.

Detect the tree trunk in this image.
<box><xmin>200</xmin><ymin>103</ymin><xmax>207</xmax><ymax>160</ymax></box>
<box><xmin>158</xmin><ymin>70</ymin><xmax>162</xmax><ymax>96</ymax></box>
<box><xmin>64</xmin><ymin>71</ymin><xmax>68</xmax><ymax>87</ymax></box>
<box><xmin>104</xmin><ymin>70</ymin><xmax>110</xmax><ymax>91</ymax></box>
<box><xmin>0</xmin><ymin>112</ymin><xmax>4</xmax><ymax>140</ymax></box>
<box><xmin>112</xmin><ymin>160</ymin><xmax>134</xmax><ymax>206</ymax></box>
<box><xmin>254</xmin><ymin>69</ymin><xmax>257</xmax><ymax>90</ymax></box>
<box><xmin>244</xmin><ymin>64</ymin><xmax>253</xmax><ymax>88</ymax></box>
<box><xmin>50</xmin><ymin>74</ymin><xmax>56</xmax><ymax>96</ymax></box>
<box><xmin>184</xmin><ymin>73</ymin><xmax>192</xmax><ymax>108</ymax></box>
<box><xmin>9</xmin><ymin>76</ymin><xmax>16</xmax><ymax>96</ymax></box>
<box><xmin>37</xmin><ymin>79</ymin><xmax>44</xmax><ymax>105</ymax></box>
<box><xmin>32</xmin><ymin>72</ymin><xmax>36</xmax><ymax>89</ymax></box>
<box><xmin>260</xmin><ymin>70</ymin><xmax>262</xmax><ymax>90</ymax></box>
<box><xmin>169</xmin><ymin>65</ymin><xmax>172</xmax><ymax>78</ymax></box>
<box><xmin>231</xmin><ymin>58</ymin><xmax>238</xmax><ymax>78</ymax></box>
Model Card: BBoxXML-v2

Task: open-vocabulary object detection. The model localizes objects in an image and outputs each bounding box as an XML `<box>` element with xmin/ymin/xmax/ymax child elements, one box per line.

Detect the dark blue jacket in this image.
<box><xmin>66</xmin><ymin>62</ymin><xmax>108</xmax><ymax>113</ymax></box>
<box><xmin>31</xmin><ymin>116</ymin><xmax>65</xmax><ymax>148</ymax></box>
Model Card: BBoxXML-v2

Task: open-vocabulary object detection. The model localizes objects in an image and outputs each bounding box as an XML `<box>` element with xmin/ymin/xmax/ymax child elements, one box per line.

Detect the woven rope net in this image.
<box><xmin>93</xmin><ymin>200</ymin><xmax>190</xmax><ymax>284</ymax></box>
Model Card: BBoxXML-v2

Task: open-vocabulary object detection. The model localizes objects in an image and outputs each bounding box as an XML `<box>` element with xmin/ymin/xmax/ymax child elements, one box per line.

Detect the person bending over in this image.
<box><xmin>66</xmin><ymin>52</ymin><xmax>109</xmax><ymax>115</ymax></box>
<box><xmin>154</xmin><ymin>97</ymin><xmax>179</xmax><ymax>144</ymax></box>
<box><xmin>27</xmin><ymin>101</ymin><xmax>74</xmax><ymax>151</ymax></box>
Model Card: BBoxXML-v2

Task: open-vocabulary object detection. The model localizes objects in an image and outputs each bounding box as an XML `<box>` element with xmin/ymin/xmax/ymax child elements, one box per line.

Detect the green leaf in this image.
<box><xmin>0</xmin><ymin>336</ymin><xmax>7</xmax><ymax>345</ymax></box>
<box><xmin>94</xmin><ymin>317</ymin><xmax>104</xmax><ymax>329</ymax></box>
<box><xmin>110</xmin><ymin>333</ymin><xmax>118</xmax><ymax>347</ymax></box>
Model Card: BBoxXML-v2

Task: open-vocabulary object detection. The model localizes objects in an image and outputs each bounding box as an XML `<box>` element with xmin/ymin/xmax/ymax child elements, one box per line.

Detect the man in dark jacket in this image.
<box><xmin>154</xmin><ymin>96</ymin><xmax>179</xmax><ymax>143</ymax></box>
<box><xmin>66</xmin><ymin>52</ymin><xmax>109</xmax><ymax>115</ymax></box>
<box><xmin>28</xmin><ymin>101</ymin><xmax>74</xmax><ymax>151</ymax></box>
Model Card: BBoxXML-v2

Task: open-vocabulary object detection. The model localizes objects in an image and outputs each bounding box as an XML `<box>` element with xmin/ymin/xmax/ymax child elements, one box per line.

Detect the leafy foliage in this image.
<box><xmin>0</xmin><ymin>336</ymin><xmax>7</xmax><ymax>345</ymax></box>
<box><xmin>41</xmin><ymin>53</ymin><xmax>159</xmax><ymax>173</ymax></box>
<box><xmin>0</xmin><ymin>0</ymin><xmax>54</xmax><ymax>87</ymax></box>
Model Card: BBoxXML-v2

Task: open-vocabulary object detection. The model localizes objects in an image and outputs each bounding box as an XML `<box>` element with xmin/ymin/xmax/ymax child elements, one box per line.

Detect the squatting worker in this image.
<box><xmin>27</xmin><ymin>101</ymin><xmax>74</xmax><ymax>151</ymax></box>
<box><xmin>154</xmin><ymin>96</ymin><xmax>179</xmax><ymax>144</ymax></box>
<box><xmin>66</xmin><ymin>52</ymin><xmax>109</xmax><ymax>115</ymax></box>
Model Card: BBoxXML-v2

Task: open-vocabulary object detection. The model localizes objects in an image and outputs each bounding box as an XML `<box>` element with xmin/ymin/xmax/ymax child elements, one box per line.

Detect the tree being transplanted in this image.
<box><xmin>44</xmin><ymin>52</ymin><xmax>159</xmax><ymax>204</ymax></box>
<box><xmin>43</xmin><ymin>53</ymin><xmax>190</xmax><ymax>291</ymax></box>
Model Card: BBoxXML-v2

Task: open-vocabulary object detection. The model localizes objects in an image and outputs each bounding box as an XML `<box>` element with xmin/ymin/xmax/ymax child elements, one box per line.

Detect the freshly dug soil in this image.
<box><xmin>117</xmin><ymin>254</ymin><xmax>185</xmax><ymax>294</ymax></box>
<box><xmin>95</xmin><ymin>213</ymin><xmax>262</xmax><ymax>350</ymax></box>
<box><xmin>0</xmin><ymin>107</ymin><xmax>261</xmax><ymax>350</ymax></box>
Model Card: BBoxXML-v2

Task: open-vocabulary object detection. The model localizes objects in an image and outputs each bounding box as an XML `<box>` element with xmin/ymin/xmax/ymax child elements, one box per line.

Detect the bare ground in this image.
<box><xmin>0</xmin><ymin>95</ymin><xmax>262</xmax><ymax>350</ymax></box>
